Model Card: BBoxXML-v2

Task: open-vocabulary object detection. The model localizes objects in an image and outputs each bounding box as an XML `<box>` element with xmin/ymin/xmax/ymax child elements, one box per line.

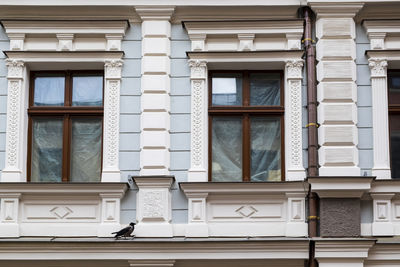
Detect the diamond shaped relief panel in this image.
<box><xmin>236</xmin><ymin>205</ymin><xmax>258</xmax><ymax>217</ymax></box>
<box><xmin>50</xmin><ymin>207</ymin><xmax>73</xmax><ymax>219</ymax></box>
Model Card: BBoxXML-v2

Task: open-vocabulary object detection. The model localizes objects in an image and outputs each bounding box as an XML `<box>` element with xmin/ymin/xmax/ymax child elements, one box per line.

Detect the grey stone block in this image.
<box><xmin>320</xmin><ymin>198</ymin><xmax>361</xmax><ymax>237</ymax></box>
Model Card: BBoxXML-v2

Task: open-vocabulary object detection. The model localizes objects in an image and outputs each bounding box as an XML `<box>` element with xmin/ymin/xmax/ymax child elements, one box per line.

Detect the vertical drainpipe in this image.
<box><xmin>300</xmin><ymin>6</ymin><xmax>319</xmax><ymax>267</ymax></box>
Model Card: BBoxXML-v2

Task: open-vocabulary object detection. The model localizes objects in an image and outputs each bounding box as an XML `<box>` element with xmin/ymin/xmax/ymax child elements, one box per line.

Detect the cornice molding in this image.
<box><xmin>1</xmin><ymin>20</ymin><xmax>128</xmax><ymax>35</ymax></box>
<box><xmin>314</xmin><ymin>239</ymin><xmax>375</xmax><ymax>259</ymax></box>
<box><xmin>4</xmin><ymin>51</ymin><xmax>124</xmax><ymax>63</ymax></box>
<box><xmin>0</xmin><ymin>182</ymin><xmax>128</xmax><ymax>195</ymax></box>
<box><xmin>309</xmin><ymin>2</ymin><xmax>364</xmax><ymax>18</ymax></box>
<box><xmin>180</xmin><ymin>181</ymin><xmax>309</xmax><ymax>195</ymax></box>
<box><xmin>135</xmin><ymin>6</ymin><xmax>175</xmax><ymax>21</ymax></box>
<box><xmin>308</xmin><ymin>176</ymin><xmax>374</xmax><ymax>198</ymax></box>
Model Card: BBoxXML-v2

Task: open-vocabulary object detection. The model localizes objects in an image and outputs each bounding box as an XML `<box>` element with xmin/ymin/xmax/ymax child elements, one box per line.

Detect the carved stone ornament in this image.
<box><xmin>369</xmin><ymin>58</ymin><xmax>388</xmax><ymax>78</ymax></box>
<box><xmin>104</xmin><ymin>80</ymin><xmax>120</xmax><ymax>169</ymax></box>
<box><xmin>189</xmin><ymin>59</ymin><xmax>207</xmax><ymax>79</ymax></box>
<box><xmin>105</xmin><ymin>59</ymin><xmax>124</xmax><ymax>79</ymax></box>
<box><xmin>289</xmin><ymin>79</ymin><xmax>302</xmax><ymax>168</ymax></box>
<box><xmin>285</xmin><ymin>59</ymin><xmax>304</xmax><ymax>79</ymax></box>
<box><xmin>191</xmin><ymin>80</ymin><xmax>205</xmax><ymax>168</ymax></box>
<box><xmin>6</xmin><ymin>59</ymin><xmax>24</xmax><ymax>79</ymax></box>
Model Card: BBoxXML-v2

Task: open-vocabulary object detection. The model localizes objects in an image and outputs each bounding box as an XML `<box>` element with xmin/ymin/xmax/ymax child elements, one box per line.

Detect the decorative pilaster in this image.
<box><xmin>134</xmin><ymin>176</ymin><xmax>174</xmax><ymax>237</ymax></box>
<box><xmin>136</xmin><ymin>7</ymin><xmax>174</xmax><ymax>176</ymax></box>
<box><xmin>285</xmin><ymin>60</ymin><xmax>306</xmax><ymax>181</ymax></box>
<box><xmin>1</xmin><ymin>59</ymin><xmax>26</xmax><ymax>182</ymax></box>
<box><xmin>0</xmin><ymin>193</ymin><xmax>21</xmax><ymax>237</ymax></box>
<box><xmin>371</xmin><ymin>193</ymin><xmax>394</xmax><ymax>236</ymax></box>
<box><xmin>186</xmin><ymin>192</ymin><xmax>208</xmax><ymax>237</ymax></box>
<box><xmin>188</xmin><ymin>60</ymin><xmax>208</xmax><ymax>182</ymax></box>
<box><xmin>101</xmin><ymin>59</ymin><xmax>123</xmax><ymax>182</ymax></box>
<box><xmin>369</xmin><ymin>58</ymin><xmax>391</xmax><ymax>179</ymax></box>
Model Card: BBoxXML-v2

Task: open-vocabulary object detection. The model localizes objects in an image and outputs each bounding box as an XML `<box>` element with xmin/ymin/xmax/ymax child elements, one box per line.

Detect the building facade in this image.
<box><xmin>0</xmin><ymin>0</ymin><xmax>399</xmax><ymax>266</ymax></box>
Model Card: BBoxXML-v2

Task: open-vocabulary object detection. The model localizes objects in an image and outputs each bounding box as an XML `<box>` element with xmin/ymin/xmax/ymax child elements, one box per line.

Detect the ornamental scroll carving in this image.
<box><xmin>369</xmin><ymin>58</ymin><xmax>388</xmax><ymax>78</ymax></box>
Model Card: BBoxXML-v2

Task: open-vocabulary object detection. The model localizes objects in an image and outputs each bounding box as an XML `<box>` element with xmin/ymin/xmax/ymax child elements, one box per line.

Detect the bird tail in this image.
<box><xmin>111</xmin><ymin>232</ymin><xmax>117</xmax><ymax>234</ymax></box>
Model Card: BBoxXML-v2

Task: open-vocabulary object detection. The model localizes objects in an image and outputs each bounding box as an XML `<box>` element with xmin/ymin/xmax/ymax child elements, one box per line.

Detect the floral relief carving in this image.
<box><xmin>104</xmin><ymin>80</ymin><xmax>120</xmax><ymax>168</ymax></box>
<box><xmin>143</xmin><ymin>191</ymin><xmax>164</xmax><ymax>219</ymax></box>
<box><xmin>191</xmin><ymin>80</ymin><xmax>205</xmax><ymax>168</ymax></box>
<box><xmin>6</xmin><ymin>80</ymin><xmax>22</xmax><ymax>168</ymax></box>
<box><xmin>285</xmin><ymin>59</ymin><xmax>304</xmax><ymax>79</ymax></box>
<box><xmin>369</xmin><ymin>58</ymin><xmax>388</xmax><ymax>78</ymax></box>
<box><xmin>289</xmin><ymin>80</ymin><xmax>302</xmax><ymax>168</ymax></box>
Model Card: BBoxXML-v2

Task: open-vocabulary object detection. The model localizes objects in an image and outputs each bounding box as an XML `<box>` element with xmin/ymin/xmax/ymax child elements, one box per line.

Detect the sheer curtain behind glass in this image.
<box><xmin>31</xmin><ymin>118</ymin><xmax>63</xmax><ymax>182</ymax></box>
<box><xmin>250</xmin><ymin>117</ymin><xmax>281</xmax><ymax>181</ymax></box>
<box><xmin>70</xmin><ymin>118</ymin><xmax>102</xmax><ymax>182</ymax></box>
<box><xmin>212</xmin><ymin>117</ymin><xmax>242</xmax><ymax>181</ymax></box>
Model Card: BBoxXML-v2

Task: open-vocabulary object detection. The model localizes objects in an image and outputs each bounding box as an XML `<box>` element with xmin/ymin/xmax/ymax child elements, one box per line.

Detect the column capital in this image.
<box><xmin>104</xmin><ymin>59</ymin><xmax>123</xmax><ymax>79</ymax></box>
<box><xmin>135</xmin><ymin>6</ymin><xmax>175</xmax><ymax>21</ymax></box>
<box><xmin>6</xmin><ymin>59</ymin><xmax>25</xmax><ymax>79</ymax></box>
<box><xmin>188</xmin><ymin>59</ymin><xmax>207</xmax><ymax>79</ymax></box>
<box><xmin>368</xmin><ymin>58</ymin><xmax>388</xmax><ymax>78</ymax></box>
<box><xmin>285</xmin><ymin>59</ymin><xmax>304</xmax><ymax>79</ymax></box>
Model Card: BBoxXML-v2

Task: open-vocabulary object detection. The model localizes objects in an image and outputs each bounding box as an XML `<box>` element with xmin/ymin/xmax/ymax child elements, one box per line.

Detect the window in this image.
<box><xmin>209</xmin><ymin>70</ymin><xmax>284</xmax><ymax>182</ymax></box>
<box><xmin>389</xmin><ymin>70</ymin><xmax>400</xmax><ymax>178</ymax></box>
<box><xmin>28</xmin><ymin>71</ymin><xmax>104</xmax><ymax>182</ymax></box>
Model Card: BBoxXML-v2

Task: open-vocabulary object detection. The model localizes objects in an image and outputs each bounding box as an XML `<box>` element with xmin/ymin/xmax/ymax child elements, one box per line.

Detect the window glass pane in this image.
<box><xmin>212</xmin><ymin>73</ymin><xmax>243</xmax><ymax>106</ymax></box>
<box><xmin>389</xmin><ymin>72</ymin><xmax>400</xmax><ymax>105</ymax></box>
<box><xmin>212</xmin><ymin>117</ymin><xmax>242</xmax><ymax>181</ymax></box>
<box><xmin>34</xmin><ymin>76</ymin><xmax>65</xmax><ymax>106</ymax></box>
<box><xmin>72</xmin><ymin>75</ymin><xmax>103</xmax><ymax>106</ymax></box>
<box><xmin>70</xmin><ymin>117</ymin><xmax>102</xmax><ymax>182</ymax></box>
<box><xmin>250</xmin><ymin>117</ymin><xmax>281</xmax><ymax>181</ymax></box>
<box><xmin>250</xmin><ymin>73</ymin><xmax>281</xmax><ymax>106</ymax></box>
<box><xmin>390</xmin><ymin>114</ymin><xmax>400</xmax><ymax>178</ymax></box>
<box><xmin>31</xmin><ymin>118</ymin><xmax>63</xmax><ymax>182</ymax></box>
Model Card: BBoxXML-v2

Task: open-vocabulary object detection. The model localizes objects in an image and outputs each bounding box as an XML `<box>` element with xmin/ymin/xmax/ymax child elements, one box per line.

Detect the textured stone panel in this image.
<box><xmin>318</xmin><ymin>82</ymin><xmax>356</xmax><ymax>102</ymax></box>
<box><xmin>316</xmin><ymin>39</ymin><xmax>355</xmax><ymax>60</ymax></box>
<box><xmin>320</xmin><ymin>198</ymin><xmax>360</xmax><ymax>237</ymax></box>
<box><xmin>317</xmin><ymin>61</ymin><xmax>356</xmax><ymax>81</ymax></box>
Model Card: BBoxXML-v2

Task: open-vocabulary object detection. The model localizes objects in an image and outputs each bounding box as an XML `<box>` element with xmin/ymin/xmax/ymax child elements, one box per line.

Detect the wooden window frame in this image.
<box><xmin>388</xmin><ymin>70</ymin><xmax>400</xmax><ymax>178</ymax></box>
<box><xmin>208</xmin><ymin>70</ymin><xmax>285</xmax><ymax>182</ymax></box>
<box><xmin>27</xmin><ymin>70</ymin><xmax>104</xmax><ymax>182</ymax></box>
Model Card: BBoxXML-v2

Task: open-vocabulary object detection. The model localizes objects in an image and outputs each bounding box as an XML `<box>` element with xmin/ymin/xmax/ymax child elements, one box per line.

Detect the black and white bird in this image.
<box><xmin>112</xmin><ymin>222</ymin><xmax>136</xmax><ymax>239</ymax></box>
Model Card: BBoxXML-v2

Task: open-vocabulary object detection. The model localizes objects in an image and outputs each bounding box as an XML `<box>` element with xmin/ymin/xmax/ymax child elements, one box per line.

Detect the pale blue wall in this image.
<box><xmin>119</xmin><ymin>23</ymin><xmax>141</xmax><ymax>224</ymax></box>
<box><xmin>170</xmin><ymin>24</ymin><xmax>191</xmax><ymax>223</ymax></box>
<box><xmin>0</xmin><ymin>25</ymin><xmax>8</xmax><ymax>178</ymax></box>
<box><xmin>356</xmin><ymin>24</ymin><xmax>373</xmax><ymax>176</ymax></box>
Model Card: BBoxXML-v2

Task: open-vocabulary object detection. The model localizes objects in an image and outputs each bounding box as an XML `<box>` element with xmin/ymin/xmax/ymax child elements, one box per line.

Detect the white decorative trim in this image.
<box><xmin>310</xmin><ymin>3</ymin><xmax>364</xmax><ymax>18</ymax></box>
<box><xmin>135</xmin><ymin>6</ymin><xmax>175</xmax><ymax>21</ymax></box>
<box><xmin>368</xmin><ymin>58</ymin><xmax>391</xmax><ymax>179</ymax></box>
<box><xmin>187</xmin><ymin>51</ymin><xmax>305</xmax><ymax>181</ymax></box>
<box><xmin>363</xmin><ymin>20</ymin><xmax>400</xmax><ymax>50</ymax></box>
<box><xmin>371</xmin><ymin>193</ymin><xmax>394</xmax><ymax>236</ymax></box>
<box><xmin>134</xmin><ymin>177</ymin><xmax>174</xmax><ymax>237</ymax></box>
<box><xmin>102</xmin><ymin>59</ymin><xmax>123</xmax><ymax>182</ymax></box>
<box><xmin>314</xmin><ymin>240</ymin><xmax>375</xmax><ymax>264</ymax></box>
<box><xmin>188</xmin><ymin>60</ymin><xmax>208</xmax><ymax>182</ymax></box>
<box><xmin>181</xmin><ymin>182</ymin><xmax>308</xmax><ymax>237</ymax></box>
<box><xmin>285</xmin><ymin>60</ymin><xmax>306</xmax><ymax>181</ymax></box>
<box><xmin>0</xmin><ymin>59</ymin><xmax>26</xmax><ymax>182</ymax></box>
<box><xmin>0</xmin><ymin>183</ymin><xmax>128</xmax><ymax>237</ymax></box>
<box><xmin>129</xmin><ymin>260</ymin><xmax>176</xmax><ymax>267</ymax></box>
<box><xmin>308</xmin><ymin>177</ymin><xmax>373</xmax><ymax>198</ymax></box>
<box><xmin>2</xmin><ymin>20</ymin><xmax>128</xmax><ymax>52</ymax></box>
<box><xmin>184</xmin><ymin>20</ymin><xmax>303</xmax><ymax>52</ymax></box>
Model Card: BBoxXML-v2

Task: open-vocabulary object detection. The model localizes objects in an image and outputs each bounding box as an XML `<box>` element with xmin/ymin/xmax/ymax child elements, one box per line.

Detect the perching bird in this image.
<box><xmin>112</xmin><ymin>222</ymin><xmax>135</xmax><ymax>239</ymax></box>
